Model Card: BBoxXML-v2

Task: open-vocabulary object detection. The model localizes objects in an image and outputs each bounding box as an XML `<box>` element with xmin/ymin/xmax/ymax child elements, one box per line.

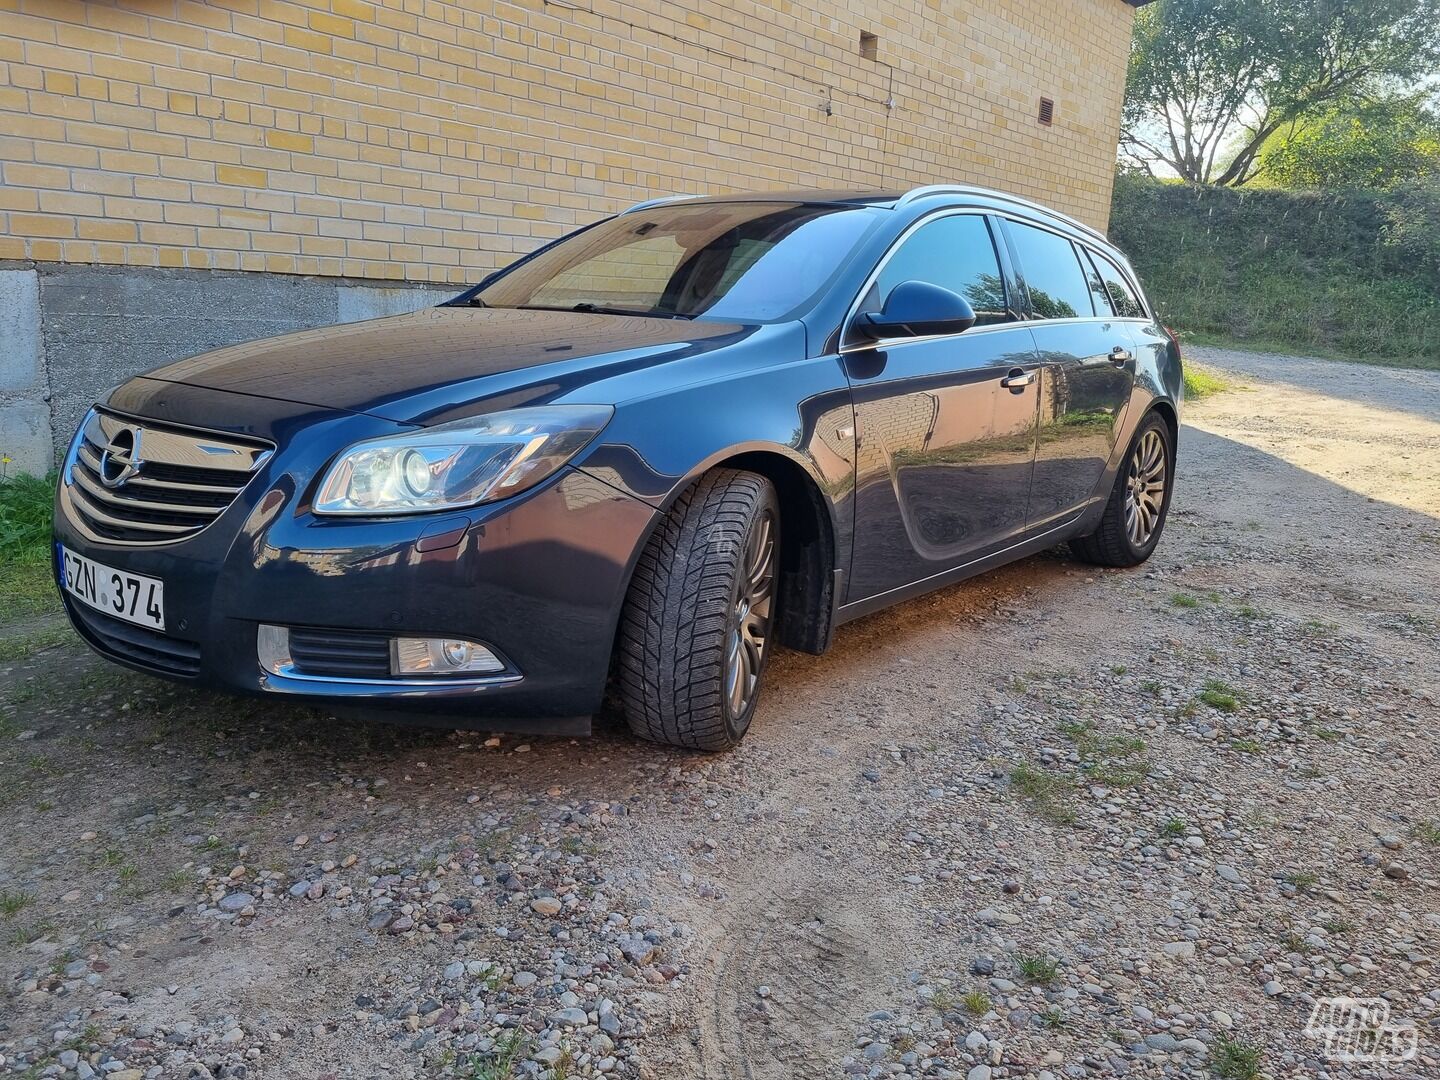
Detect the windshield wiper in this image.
<box><xmin>518</xmin><ymin>303</ymin><xmax>691</xmax><ymax>320</ymax></box>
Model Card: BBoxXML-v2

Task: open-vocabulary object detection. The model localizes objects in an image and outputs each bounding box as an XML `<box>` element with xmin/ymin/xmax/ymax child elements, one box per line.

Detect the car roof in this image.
<box><xmin>623</xmin><ymin>185</ymin><xmax>1109</xmax><ymax>246</ymax></box>
<box><xmin>623</xmin><ymin>189</ymin><xmax>905</xmax><ymax>211</ymax></box>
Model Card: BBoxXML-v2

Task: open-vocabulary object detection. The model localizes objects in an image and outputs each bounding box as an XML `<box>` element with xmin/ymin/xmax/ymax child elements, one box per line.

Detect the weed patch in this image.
<box><xmin>1009</xmin><ymin>764</ymin><xmax>1079</xmax><ymax>826</ymax></box>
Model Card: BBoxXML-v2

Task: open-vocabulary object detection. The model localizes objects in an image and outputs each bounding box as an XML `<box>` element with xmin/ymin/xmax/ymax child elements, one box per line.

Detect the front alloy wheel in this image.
<box><xmin>724</xmin><ymin>509</ymin><xmax>776</xmax><ymax>719</ymax></box>
<box><xmin>618</xmin><ymin>469</ymin><xmax>782</xmax><ymax>750</ymax></box>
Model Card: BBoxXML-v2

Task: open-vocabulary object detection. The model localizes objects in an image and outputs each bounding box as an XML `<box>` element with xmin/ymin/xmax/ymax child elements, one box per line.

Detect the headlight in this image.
<box><xmin>313</xmin><ymin>405</ymin><xmax>613</xmax><ymax>515</ymax></box>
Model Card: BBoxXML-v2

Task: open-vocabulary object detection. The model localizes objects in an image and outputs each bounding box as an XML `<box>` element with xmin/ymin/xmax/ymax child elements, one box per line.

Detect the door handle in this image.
<box><xmin>1109</xmin><ymin>346</ymin><xmax>1132</xmax><ymax>364</ymax></box>
<box><xmin>1000</xmin><ymin>368</ymin><xmax>1035</xmax><ymax>391</ymax></box>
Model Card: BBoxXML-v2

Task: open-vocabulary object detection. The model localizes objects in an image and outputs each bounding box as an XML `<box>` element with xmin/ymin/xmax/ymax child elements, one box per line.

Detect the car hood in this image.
<box><xmin>134</xmin><ymin>305</ymin><xmax>757</xmax><ymax>424</ymax></box>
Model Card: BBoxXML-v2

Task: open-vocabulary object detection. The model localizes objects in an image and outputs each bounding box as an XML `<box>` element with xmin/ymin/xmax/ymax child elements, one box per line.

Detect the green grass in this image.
<box><xmin>1284</xmin><ymin>870</ymin><xmax>1319</xmax><ymax>892</ymax></box>
<box><xmin>0</xmin><ymin>473</ymin><xmax>57</xmax><ymax>624</ymax></box>
<box><xmin>0</xmin><ymin>472</ymin><xmax>51</xmax><ymax>560</ymax></box>
<box><xmin>1015</xmin><ymin>953</ymin><xmax>1061</xmax><ymax>985</ymax></box>
<box><xmin>1183</xmin><ymin>366</ymin><xmax>1232</xmax><ymax>400</ymax></box>
<box><xmin>0</xmin><ymin>563</ymin><xmax>59</xmax><ymax>623</ymax></box>
<box><xmin>1009</xmin><ymin>764</ymin><xmax>1079</xmax><ymax>826</ymax></box>
<box><xmin>0</xmin><ymin>889</ymin><xmax>34</xmax><ymax>917</ymax></box>
<box><xmin>1277</xmin><ymin>931</ymin><xmax>1307</xmax><ymax>954</ymax></box>
<box><xmin>1160</xmin><ymin>817</ymin><xmax>1188</xmax><ymax>839</ymax></box>
<box><xmin>961</xmin><ymin>990</ymin><xmax>992</xmax><ymax>1015</ymax></box>
<box><xmin>1112</xmin><ymin>175</ymin><xmax>1440</xmax><ymax>368</ymax></box>
<box><xmin>6</xmin><ymin>919</ymin><xmax>57</xmax><ymax>947</ymax></box>
<box><xmin>463</xmin><ymin>1030</ymin><xmax>531</xmax><ymax>1080</ymax></box>
<box><xmin>1210</xmin><ymin>1035</ymin><xmax>1263</xmax><ymax>1080</ymax></box>
<box><xmin>0</xmin><ymin>623</ymin><xmax>74</xmax><ymax>662</ymax></box>
<box><xmin>1411</xmin><ymin>821</ymin><xmax>1440</xmax><ymax>845</ymax></box>
<box><xmin>1060</xmin><ymin>720</ymin><xmax>1151</xmax><ymax>787</ymax></box>
<box><xmin>1197</xmin><ymin>680</ymin><xmax>1242</xmax><ymax>713</ymax></box>
<box><xmin>1038</xmin><ymin>1007</ymin><xmax>1069</xmax><ymax>1030</ymax></box>
<box><xmin>1169</xmin><ymin>592</ymin><xmax>1201</xmax><ymax>609</ymax></box>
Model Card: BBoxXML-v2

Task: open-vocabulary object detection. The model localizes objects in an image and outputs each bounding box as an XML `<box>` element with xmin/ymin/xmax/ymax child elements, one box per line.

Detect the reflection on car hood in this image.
<box><xmin>136</xmin><ymin>305</ymin><xmax>754</xmax><ymax>423</ymax></box>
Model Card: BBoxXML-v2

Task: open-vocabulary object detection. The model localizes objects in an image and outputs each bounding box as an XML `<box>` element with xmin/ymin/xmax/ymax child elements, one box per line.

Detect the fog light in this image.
<box><xmin>392</xmin><ymin>637</ymin><xmax>505</xmax><ymax>676</ymax></box>
<box><xmin>257</xmin><ymin>624</ymin><xmax>292</xmax><ymax>674</ymax></box>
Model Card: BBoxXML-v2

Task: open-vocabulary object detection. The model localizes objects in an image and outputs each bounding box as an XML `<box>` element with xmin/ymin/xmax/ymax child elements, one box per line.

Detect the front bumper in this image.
<box><xmin>55</xmin><ymin>426</ymin><xmax>659</xmax><ymax>729</ymax></box>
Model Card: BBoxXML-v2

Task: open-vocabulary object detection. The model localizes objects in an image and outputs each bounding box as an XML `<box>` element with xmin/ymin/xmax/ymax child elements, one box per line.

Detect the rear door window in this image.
<box><xmin>1080</xmin><ymin>249</ymin><xmax>1115</xmax><ymax>317</ymax></box>
<box><xmin>1005</xmin><ymin>221</ymin><xmax>1096</xmax><ymax>320</ymax></box>
<box><xmin>1090</xmin><ymin>250</ymin><xmax>1146</xmax><ymax>319</ymax></box>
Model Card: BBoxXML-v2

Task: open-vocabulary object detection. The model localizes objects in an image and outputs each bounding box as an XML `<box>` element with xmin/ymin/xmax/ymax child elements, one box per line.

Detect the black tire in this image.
<box><xmin>617</xmin><ymin>469</ymin><xmax>781</xmax><ymax>751</ymax></box>
<box><xmin>1070</xmin><ymin>411</ymin><xmax>1174</xmax><ymax>568</ymax></box>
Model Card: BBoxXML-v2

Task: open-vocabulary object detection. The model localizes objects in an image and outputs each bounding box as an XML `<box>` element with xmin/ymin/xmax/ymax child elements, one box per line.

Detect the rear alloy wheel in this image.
<box><xmin>1070</xmin><ymin>412</ymin><xmax>1173</xmax><ymax>567</ymax></box>
<box><xmin>1125</xmin><ymin>427</ymin><xmax>1168</xmax><ymax>547</ymax></box>
<box><xmin>618</xmin><ymin>469</ymin><xmax>780</xmax><ymax>750</ymax></box>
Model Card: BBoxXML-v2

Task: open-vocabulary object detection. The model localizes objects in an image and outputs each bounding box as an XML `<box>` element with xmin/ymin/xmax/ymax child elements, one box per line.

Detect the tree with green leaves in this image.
<box><xmin>1259</xmin><ymin>97</ymin><xmax>1440</xmax><ymax>190</ymax></box>
<box><xmin>1122</xmin><ymin>0</ymin><xmax>1440</xmax><ymax>186</ymax></box>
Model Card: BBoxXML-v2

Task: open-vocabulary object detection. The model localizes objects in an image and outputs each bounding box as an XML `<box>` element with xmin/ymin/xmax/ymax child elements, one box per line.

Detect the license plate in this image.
<box><xmin>60</xmin><ymin>546</ymin><xmax>165</xmax><ymax>631</ymax></box>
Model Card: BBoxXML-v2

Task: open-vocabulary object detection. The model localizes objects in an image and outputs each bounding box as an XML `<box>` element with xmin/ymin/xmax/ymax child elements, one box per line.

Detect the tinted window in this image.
<box><xmin>1006</xmin><ymin>222</ymin><xmax>1094</xmax><ymax>320</ymax></box>
<box><xmin>1091</xmin><ymin>250</ymin><xmax>1146</xmax><ymax>318</ymax></box>
<box><xmin>477</xmin><ymin>202</ymin><xmax>882</xmax><ymax>322</ymax></box>
<box><xmin>867</xmin><ymin>214</ymin><xmax>1010</xmax><ymax>326</ymax></box>
<box><xmin>1081</xmin><ymin>249</ymin><xmax>1115</xmax><ymax>317</ymax></box>
<box><xmin>530</xmin><ymin>234</ymin><xmax>684</xmax><ymax>311</ymax></box>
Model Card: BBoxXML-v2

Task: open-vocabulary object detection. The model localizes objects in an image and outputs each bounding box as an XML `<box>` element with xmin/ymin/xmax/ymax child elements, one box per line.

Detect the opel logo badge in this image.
<box><xmin>98</xmin><ymin>426</ymin><xmax>144</xmax><ymax>489</ymax></box>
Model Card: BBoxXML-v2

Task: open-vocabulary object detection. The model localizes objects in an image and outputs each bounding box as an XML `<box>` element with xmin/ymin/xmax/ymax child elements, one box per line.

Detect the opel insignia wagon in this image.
<box><xmin>54</xmin><ymin>185</ymin><xmax>1182</xmax><ymax>750</ymax></box>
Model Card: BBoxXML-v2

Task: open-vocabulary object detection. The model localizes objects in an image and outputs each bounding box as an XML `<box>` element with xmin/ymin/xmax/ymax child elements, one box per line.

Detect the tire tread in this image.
<box><xmin>617</xmin><ymin>469</ymin><xmax>774</xmax><ymax>750</ymax></box>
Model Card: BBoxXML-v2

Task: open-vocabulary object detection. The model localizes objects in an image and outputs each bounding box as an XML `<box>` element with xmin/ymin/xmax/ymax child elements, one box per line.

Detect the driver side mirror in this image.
<box><xmin>856</xmin><ymin>280</ymin><xmax>977</xmax><ymax>341</ymax></box>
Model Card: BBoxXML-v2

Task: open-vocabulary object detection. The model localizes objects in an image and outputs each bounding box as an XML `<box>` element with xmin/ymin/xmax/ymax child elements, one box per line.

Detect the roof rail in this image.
<box><xmin>620</xmin><ymin>193</ymin><xmax>701</xmax><ymax>215</ymax></box>
<box><xmin>895</xmin><ymin>184</ymin><xmax>1108</xmax><ymax>242</ymax></box>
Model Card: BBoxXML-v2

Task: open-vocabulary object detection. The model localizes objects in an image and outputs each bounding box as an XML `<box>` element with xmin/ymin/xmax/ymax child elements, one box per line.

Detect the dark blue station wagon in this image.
<box><xmin>55</xmin><ymin>185</ymin><xmax>1182</xmax><ymax>750</ymax></box>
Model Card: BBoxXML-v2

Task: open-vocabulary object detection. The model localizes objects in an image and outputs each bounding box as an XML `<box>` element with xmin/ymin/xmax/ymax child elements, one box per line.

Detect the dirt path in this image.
<box><xmin>3</xmin><ymin>346</ymin><xmax>1438</xmax><ymax>1080</ymax></box>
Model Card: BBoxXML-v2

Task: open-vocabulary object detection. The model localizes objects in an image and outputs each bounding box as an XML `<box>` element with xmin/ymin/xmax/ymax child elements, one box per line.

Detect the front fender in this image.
<box><xmin>574</xmin><ymin>353</ymin><xmax>857</xmax><ymax>585</ymax></box>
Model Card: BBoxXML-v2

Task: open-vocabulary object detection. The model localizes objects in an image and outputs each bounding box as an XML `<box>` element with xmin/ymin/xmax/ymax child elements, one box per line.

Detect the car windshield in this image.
<box><xmin>472</xmin><ymin>201</ymin><xmax>883</xmax><ymax>322</ymax></box>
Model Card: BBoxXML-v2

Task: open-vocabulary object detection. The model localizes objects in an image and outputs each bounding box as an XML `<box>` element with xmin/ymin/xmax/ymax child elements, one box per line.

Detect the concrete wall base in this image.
<box><xmin>0</xmin><ymin>262</ymin><xmax>451</xmax><ymax>473</ymax></box>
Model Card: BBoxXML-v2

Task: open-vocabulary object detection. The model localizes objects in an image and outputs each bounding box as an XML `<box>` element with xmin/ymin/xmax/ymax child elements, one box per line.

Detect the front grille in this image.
<box><xmin>69</xmin><ymin>602</ymin><xmax>201</xmax><ymax>678</ymax></box>
<box><xmin>288</xmin><ymin>628</ymin><xmax>393</xmax><ymax>679</ymax></box>
<box><xmin>63</xmin><ymin>408</ymin><xmax>272</xmax><ymax>545</ymax></box>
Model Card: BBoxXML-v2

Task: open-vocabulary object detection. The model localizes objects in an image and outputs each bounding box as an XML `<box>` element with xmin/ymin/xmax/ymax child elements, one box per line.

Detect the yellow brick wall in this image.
<box><xmin>0</xmin><ymin>0</ymin><xmax>1135</xmax><ymax>286</ymax></box>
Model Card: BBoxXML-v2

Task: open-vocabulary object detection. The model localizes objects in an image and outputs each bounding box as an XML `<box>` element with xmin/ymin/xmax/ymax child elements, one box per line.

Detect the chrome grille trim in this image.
<box><xmin>62</xmin><ymin>407</ymin><xmax>273</xmax><ymax>546</ymax></box>
<box><xmin>75</xmin><ymin>444</ymin><xmax>245</xmax><ymax>496</ymax></box>
<box><xmin>71</xmin><ymin>464</ymin><xmax>225</xmax><ymax>517</ymax></box>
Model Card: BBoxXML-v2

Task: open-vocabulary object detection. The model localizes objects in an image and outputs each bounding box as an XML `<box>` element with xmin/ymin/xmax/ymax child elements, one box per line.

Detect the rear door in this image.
<box><xmin>1090</xmin><ymin>245</ymin><xmax>1174</xmax><ymax>403</ymax></box>
<box><xmin>999</xmin><ymin>219</ymin><xmax>1137</xmax><ymax>530</ymax></box>
<box><xmin>843</xmin><ymin>212</ymin><xmax>1041</xmax><ymax>601</ymax></box>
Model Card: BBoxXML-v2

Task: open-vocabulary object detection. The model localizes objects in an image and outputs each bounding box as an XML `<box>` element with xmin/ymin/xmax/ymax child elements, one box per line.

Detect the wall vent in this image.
<box><xmin>859</xmin><ymin>31</ymin><xmax>878</xmax><ymax>60</ymax></box>
<box><xmin>1038</xmin><ymin>97</ymin><xmax>1055</xmax><ymax>125</ymax></box>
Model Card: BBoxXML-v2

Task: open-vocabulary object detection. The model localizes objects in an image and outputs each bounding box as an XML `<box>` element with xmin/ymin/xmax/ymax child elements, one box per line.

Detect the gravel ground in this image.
<box><xmin>2</xmin><ymin>345</ymin><xmax>1438</xmax><ymax>1080</ymax></box>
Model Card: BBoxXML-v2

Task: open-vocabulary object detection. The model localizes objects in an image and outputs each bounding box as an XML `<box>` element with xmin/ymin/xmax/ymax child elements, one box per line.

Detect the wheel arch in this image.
<box><xmin>1148</xmin><ymin>397</ymin><xmax>1180</xmax><ymax>452</ymax></box>
<box><xmin>710</xmin><ymin>449</ymin><xmax>838</xmax><ymax>655</ymax></box>
<box><xmin>616</xmin><ymin>443</ymin><xmax>841</xmax><ymax>657</ymax></box>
